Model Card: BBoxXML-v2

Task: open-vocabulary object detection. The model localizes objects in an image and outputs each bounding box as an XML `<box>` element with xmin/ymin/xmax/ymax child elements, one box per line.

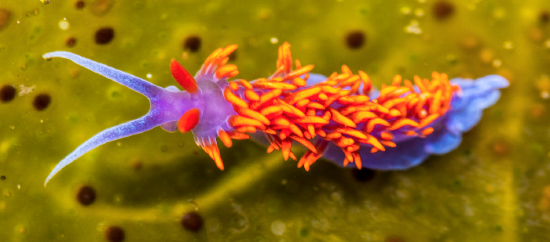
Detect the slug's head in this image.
<box><xmin>41</xmin><ymin>46</ymin><xmax>242</xmax><ymax>186</ymax></box>
<box><xmin>170</xmin><ymin>45</ymin><xmax>241</xmax><ymax>170</ymax></box>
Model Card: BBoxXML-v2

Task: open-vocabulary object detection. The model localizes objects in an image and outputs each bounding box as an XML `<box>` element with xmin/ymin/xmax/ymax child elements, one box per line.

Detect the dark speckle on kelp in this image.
<box><xmin>0</xmin><ymin>85</ymin><xmax>16</xmax><ymax>102</ymax></box>
<box><xmin>95</xmin><ymin>27</ymin><xmax>114</xmax><ymax>44</ymax></box>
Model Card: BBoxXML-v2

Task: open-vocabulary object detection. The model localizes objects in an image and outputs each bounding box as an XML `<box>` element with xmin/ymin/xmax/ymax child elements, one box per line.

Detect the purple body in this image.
<box><xmin>42</xmin><ymin>51</ymin><xmax>508</xmax><ymax>186</ymax></box>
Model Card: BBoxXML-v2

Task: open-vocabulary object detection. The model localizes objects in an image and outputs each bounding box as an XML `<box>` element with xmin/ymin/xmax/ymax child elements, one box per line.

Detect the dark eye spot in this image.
<box><xmin>76</xmin><ymin>185</ymin><xmax>96</xmax><ymax>206</ymax></box>
<box><xmin>0</xmin><ymin>85</ymin><xmax>16</xmax><ymax>103</ymax></box>
<box><xmin>75</xmin><ymin>1</ymin><xmax>85</xmax><ymax>9</ymax></box>
<box><xmin>352</xmin><ymin>168</ymin><xmax>375</xmax><ymax>182</ymax></box>
<box><xmin>33</xmin><ymin>93</ymin><xmax>51</xmax><ymax>111</ymax></box>
<box><xmin>540</xmin><ymin>11</ymin><xmax>549</xmax><ymax>23</ymax></box>
<box><xmin>433</xmin><ymin>0</ymin><xmax>455</xmax><ymax>20</ymax></box>
<box><xmin>95</xmin><ymin>27</ymin><xmax>115</xmax><ymax>45</ymax></box>
<box><xmin>104</xmin><ymin>226</ymin><xmax>125</xmax><ymax>242</ymax></box>
<box><xmin>345</xmin><ymin>30</ymin><xmax>366</xmax><ymax>49</ymax></box>
<box><xmin>181</xmin><ymin>211</ymin><xmax>203</xmax><ymax>232</ymax></box>
<box><xmin>0</xmin><ymin>175</ymin><xmax>6</xmax><ymax>181</ymax></box>
<box><xmin>66</xmin><ymin>37</ymin><xmax>77</xmax><ymax>47</ymax></box>
<box><xmin>183</xmin><ymin>35</ymin><xmax>201</xmax><ymax>52</ymax></box>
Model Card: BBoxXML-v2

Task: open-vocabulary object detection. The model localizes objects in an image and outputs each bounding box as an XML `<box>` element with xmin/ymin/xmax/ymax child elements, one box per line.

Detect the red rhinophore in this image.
<box><xmin>170</xmin><ymin>59</ymin><xmax>198</xmax><ymax>94</ymax></box>
<box><xmin>178</xmin><ymin>108</ymin><xmax>201</xmax><ymax>133</ymax></box>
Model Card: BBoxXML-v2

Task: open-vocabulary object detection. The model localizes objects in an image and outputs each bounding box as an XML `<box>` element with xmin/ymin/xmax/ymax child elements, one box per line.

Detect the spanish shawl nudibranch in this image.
<box><xmin>42</xmin><ymin>42</ymin><xmax>508</xmax><ymax>186</ymax></box>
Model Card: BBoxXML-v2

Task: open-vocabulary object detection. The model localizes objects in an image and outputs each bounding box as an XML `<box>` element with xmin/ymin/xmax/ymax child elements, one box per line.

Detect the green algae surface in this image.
<box><xmin>1</xmin><ymin>0</ymin><xmax>550</xmax><ymax>241</ymax></box>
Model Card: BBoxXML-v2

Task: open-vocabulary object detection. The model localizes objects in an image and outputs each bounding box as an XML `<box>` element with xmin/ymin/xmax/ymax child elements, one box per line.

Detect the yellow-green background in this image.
<box><xmin>1</xmin><ymin>0</ymin><xmax>549</xmax><ymax>241</ymax></box>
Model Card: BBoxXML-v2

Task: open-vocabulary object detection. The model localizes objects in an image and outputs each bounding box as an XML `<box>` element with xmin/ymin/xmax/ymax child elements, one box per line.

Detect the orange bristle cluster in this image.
<box><xmin>202</xmin><ymin>44</ymin><xmax>240</xmax><ymax>79</ymax></box>
<box><xmin>177</xmin><ymin>42</ymin><xmax>459</xmax><ymax>171</ymax></box>
<box><xmin>216</xmin><ymin>42</ymin><xmax>459</xmax><ymax>171</ymax></box>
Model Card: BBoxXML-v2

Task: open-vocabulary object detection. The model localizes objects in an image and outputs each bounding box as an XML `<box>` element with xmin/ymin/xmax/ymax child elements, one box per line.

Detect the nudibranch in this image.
<box><xmin>42</xmin><ymin>42</ymin><xmax>508</xmax><ymax>186</ymax></box>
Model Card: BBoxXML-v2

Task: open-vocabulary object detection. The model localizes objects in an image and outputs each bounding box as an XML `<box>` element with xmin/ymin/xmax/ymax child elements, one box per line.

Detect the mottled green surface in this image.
<box><xmin>1</xmin><ymin>0</ymin><xmax>550</xmax><ymax>241</ymax></box>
